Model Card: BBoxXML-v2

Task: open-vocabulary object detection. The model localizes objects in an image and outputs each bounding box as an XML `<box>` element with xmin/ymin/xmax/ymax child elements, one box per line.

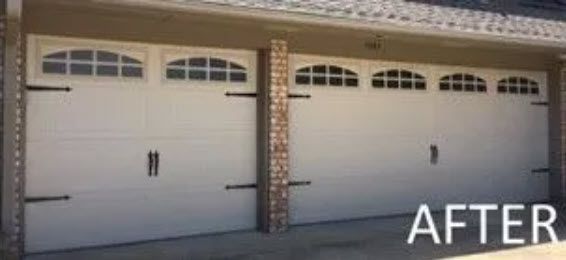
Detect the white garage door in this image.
<box><xmin>25</xmin><ymin>36</ymin><xmax>257</xmax><ymax>252</ymax></box>
<box><xmin>289</xmin><ymin>55</ymin><xmax>548</xmax><ymax>224</ymax></box>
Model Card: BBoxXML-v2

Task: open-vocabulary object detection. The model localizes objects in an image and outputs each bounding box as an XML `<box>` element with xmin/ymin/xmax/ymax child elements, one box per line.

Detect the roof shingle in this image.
<box><xmin>178</xmin><ymin>0</ymin><xmax>566</xmax><ymax>45</ymax></box>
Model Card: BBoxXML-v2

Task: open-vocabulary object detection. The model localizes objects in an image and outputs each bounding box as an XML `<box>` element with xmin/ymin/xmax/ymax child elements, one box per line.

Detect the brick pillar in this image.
<box><xmin>261</xmin><ymin>39</ymin><xmax>290</xmax><ymax>232</ymax></box>
<box><xmin>1</xmin><ymin>0</ymin><xmax>25</xmax><ymax>258</ymax></box>
<box><xmin>561</xmin><ymin>66</ymin><xmax>566</xmax><ymax>200</ymax></box>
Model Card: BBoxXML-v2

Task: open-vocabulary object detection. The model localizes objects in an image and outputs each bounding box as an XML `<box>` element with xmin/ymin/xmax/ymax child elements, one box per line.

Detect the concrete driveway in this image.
<box><xmin>27</xmin><ymin>205</ymin><xmax>566</xmax><ymax>260</ymax></box>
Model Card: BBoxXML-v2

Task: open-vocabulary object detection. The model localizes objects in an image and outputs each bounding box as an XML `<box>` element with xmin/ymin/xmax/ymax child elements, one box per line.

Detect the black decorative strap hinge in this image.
<box><xmin>25</xmin><ymin>195</ymin><xmax>71</xmax><ymax>203</ymax></box>
<box><xmin>531</xmin><ymin>101</ymin><xmax>548</xmax><ymax>106</ymax></box>
<box><xmin>288</xmin><ymin>93</ymin><xmax>311</xmax><ymax>99</ymax></box>
<box><xmin>531</xmin><ymin>168</ymin><xmax>550</xmax><ymax>174</ymax></box>
<box><xmin>289</xmin><ymin>180</ymin><xmax>312</xmax><ymax>187</ymax></box>
<box><xmin>225</xmin><ymin>183</ymin><xmax>257</xmax><ymax>190</ymax></box>
<box><xmin>225</xmin><ymin>92</ymin><xmax>257</xmax><ymax>98</ymax></box>
<box><xmin>27</xmin><ymin>85</ymin><xmax>72</xmax><ymax>92</ymax></box>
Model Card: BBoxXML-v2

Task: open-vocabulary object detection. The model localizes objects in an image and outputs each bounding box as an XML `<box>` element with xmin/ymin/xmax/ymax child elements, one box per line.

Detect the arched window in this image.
<box><xmin>372</xmin><ymin>69</ymin><xmax>426</xmax><ymax>90</ymax></box>
<box><xmin>165</xmin><ymin>57</ymin><xmax>247</xmax><ymax>83</ymax></box>
<box><xmin>295</xmin><ymin>64</ymin><xmax>358</xmax><ymax>87</ymax></box>
<box><xmin>497</xmin><ymin>77</ymin><xmax>539</xmax><ymax>95</ymax></box>
<box><xmin>439</xmin><ymin>73</ymin><xmax>486</xmax><ymax>92</ymax></box>
<box><xmin>42</xmin><ymin>49</ymin><xmax>143</xmax><ymax>78</ymax></box>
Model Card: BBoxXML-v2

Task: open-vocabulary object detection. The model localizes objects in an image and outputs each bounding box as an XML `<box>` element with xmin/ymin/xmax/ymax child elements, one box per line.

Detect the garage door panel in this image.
<box><xmin>26</xmin><ymin>189</ymin><xmax>152</xmax><ymax>252</ymax></box>
<box><xmin>291</xmin><ymin>173</ymin><xmax>439</xmax><ymax>223</ymax></box>
<box><xmin>140</xmin><ymin>189</ymin><xmax>256</xmax><ymax>236</ymax></box>
<box><xmin>147</xmin><ymin>90</ymin><xmax>256</xmax><ymax>135</ymax></box>
<box><xmin>27</xmin><ymin>87</ymin><xmax>147</xmax><ymax>141</ymax></box>
<box><xmin>149</xmin><ymin>138</ymin><xmax>256</xmax><ymax>188</ymax></box>
<box><xmin>26</xmin><ymin>139</ymin><xmax>149</xmax><ymax>195</ymax></box>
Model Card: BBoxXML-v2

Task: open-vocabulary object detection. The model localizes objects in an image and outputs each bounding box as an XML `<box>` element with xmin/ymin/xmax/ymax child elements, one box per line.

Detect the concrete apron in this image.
<box><xmin>26</xmin><ymin>205</ymin><xmax>566</xmax><ymax>260</ymax></box>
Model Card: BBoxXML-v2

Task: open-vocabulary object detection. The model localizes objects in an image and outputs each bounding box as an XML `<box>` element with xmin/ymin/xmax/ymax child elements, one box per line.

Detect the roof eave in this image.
<box><xmin>92</xmin><ymin>0</ymin><xmax>566</xmax><ymax>49</ymax></box>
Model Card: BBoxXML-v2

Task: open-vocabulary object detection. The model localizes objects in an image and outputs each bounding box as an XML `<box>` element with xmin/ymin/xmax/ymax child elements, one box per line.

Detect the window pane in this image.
<box><xmin>372</xmin><ymin>79</ymin><xmax>384</xmax><ymax>88</ymax></box>
<box><xmin>401</xmin><ymin>81</ymin><xmax>412</xmax><ymax>89</ymax></box>
<box><xmin>520</xmin><ymin>78</ymin><xmax>528</xmax><ymax>85</ymax></box>
<box><xmin>210</xmin><ymin>58</ymin><xmax>227</xmax><ymax>68</ymax></box>
<box><xmin>329</xmin><ymin>77</ymin><xmax>343</xmax><ymax>86</ymax></box>
<box><xmin>230</xmin><ymin>72</ymin><xmax>247</xmax><ymax>82</ymax></box>
<box><xmin>188</xmin><ymin>70</ymin><xmax>206</xmax><ymax>80</ymax></box>
<box><xmin>42</xmin><ymin>62</ymin><xmax>66</xmax><ymax>74</ymax></box>
<box><xmin>345</xmin><ymin>78</ymin><xmax>358</xmax><ymax>87</ymax></box>
<box><xmin>122</xmin><ymin>66</ymin><xmax>143</xmax><ymax>78</ymax></box>
<box><xmin>497</xmin><ymin>86</ymin><xmax>507</xmax><ymax>93</ymax></box>
<box><xmin>415</xmin><ymin>82</ymin><xmax>426</xmax><ymax>90</ymax></box>
<box><xmin>97</xmin><ymin>51</ymin><xmax>119</xmax><ymax>62</ymax></box>
<box><xmin>520</xmin><ymin>87</ymin><xmax>529</xmax><ymax>94</ymax></box>
<box><xmin>313</xmin><ymin>65</ymin><xmax>327</xmax><ymax>74</ymax></box>
<box><xmin>509</xmin><ymin>77</ymin><xmax>518</xmax><ymax>84</ymax></box>
<box><xmin>189</xmin><ymin>58</ymin><xmax>207</xmax><ymax>67</ymax></box>
<box><xmin>70</xmin><ymin>63</ymin><xmax>93</xmax><ymax>75</ymax></box>
<box><xmin>122</xmin><ymin>56</ymin><xmax>141</xmax><ymax>64</ymax></box>
<box><xmin>477</xmin><ymin>84</ymin><xmax>487</xmax><ymax>92</ymax></box>
<box><xmin>45</xmin><ymin>51</ymin><xmax>67</xmax><ymax>60</ymax></box>
<box><xmin>439</xmin><ymin>82</ymin><xmax>450</xmax><ymax>91</ymax></box>
<box><xmin>329</xmin><ymin>66</ymin><xmax>343</xmax><ymax>75</ymax></box>
<box><xmin>373</xmin><ymin>72</ymin><xmax>384</xmax><ymax>78</ymax></box>
<box><xmin>453</xmin><ymin>74</ymin><xmax>463</xmax><ymax>81</ymax></box>
<box><xmin>230</xmin><ymin>63</ymin><xmax>245</xmax><ymax>70</ymax></box>
<box><xmin>452</xmin><ymin>83</ymin><xmax>463</xmax><ymax>91</ymax></box>
<box><xmin>387</xmin><ymin>70</ymin><xmax>399</xmax><ymax>78</ymax></box>
<box><xmin>464</xmin><ymin>83</ymin><xmax>475</xmax><ymax>92</ymax></box>
<box><xmin>313</xmin><ymin>76</ymin><xmax>327</xmax><ymax>85</ymax></box>
<box><xmin>345</xmin><ymin>70</ymin><xmax>356</xmax><ymax>76</ymax></box>
<box><xmin>509</xmin><ymin>86</ymin><xmax>518</xmax><ymax>93</ymax></box>
<box><xmin>167</xmin><ymin>68</ymin><xmax>186</xmax><ymax>80</ymax></box>
<box><xmin>96</xmin><ymin>65</ymin><xmax>118</xmax><ymax>76</ymax></box>
<box><xmin>296</xmin><ymin>75</ymin><xmax>310</xmax><ymax>85</ymax></box>
<box><xmin>400</xmin><ymin>70</ymin><xmax>412</xmax><ymax>79</ymax></box>
<box><xmin>387</xmin><ymin>80</ymin><xmax>399</xmax><ymax>88</ymax></box>
<box><xmin>71</xmin><ymin>50</ymin><xmax>93</xmax><ymax>61</ymax></box>
<box><xmin>169</xmin><ymin>59</ymin><xmax>186</xmax><ymax>66</ymax></box>
<box><xmin>464</xmin><ymin>74</ymin><xmax>475</xmax><ymax>81</ymax></box>
<box><xmin>210</xmin><ymin>71</ymin><xmax>227</xmax><ymax>81</ymax></box>
<box><xmin>297</xmin><ymin>67</ymin><xmax>310</xmax><ymax>73</ymax></box>
<box><xmin>531</xmin><ymin>88</ymin><xmax>539</xmax><ymax>94</ymax></box>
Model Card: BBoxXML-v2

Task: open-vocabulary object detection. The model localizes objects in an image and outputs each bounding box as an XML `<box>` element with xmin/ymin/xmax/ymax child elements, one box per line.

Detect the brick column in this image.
<box><xmin>561</xmin><ymin>66</ymin><xmax>566</xmax><ymax>200</ymax></box>
<box><xmin>259</xmin><ymin>39</ymin><xmax>290</xmax><ymax>233</ymax></box>
<box><xmin>1</xmin><ymin>0</ymin><xmax>25</xmax><ymax>258</ymax></box>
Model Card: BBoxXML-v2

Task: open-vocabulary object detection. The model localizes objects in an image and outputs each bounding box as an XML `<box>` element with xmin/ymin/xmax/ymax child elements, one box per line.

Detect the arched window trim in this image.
<box><xmin>294</xmin><ymin>64</ymin><xmax>359</xmax><ymax>87</ymax></box>
<box><xmin>371</xmin><ymin>69</ymin><xmax>427</xmax><ymax>90</ymax></box>
<box><xmin>497</xmin><ymin>76</ymin><xmax>540</xmax><ymax>95</ymax></box>
<box><xmin>165</xmin><ymin>56</ymin><xmax>248</xmax><ymax>83</ymax></box>
<box><xmin>41</xmin><ymin>49</ymin><xmax>144</xmax><ymax>78</ymax></box>
<box><xmin>439</xmin><ymin>73</ymin><xmax>487</xmax><ymax>93</ymax></box>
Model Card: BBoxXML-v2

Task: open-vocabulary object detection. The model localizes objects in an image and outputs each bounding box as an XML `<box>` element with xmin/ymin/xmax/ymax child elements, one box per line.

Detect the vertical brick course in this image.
<box><xmin>266</xmin><ymin>39</ymin><xmax>289</xmax><ymax>232</ymax></box>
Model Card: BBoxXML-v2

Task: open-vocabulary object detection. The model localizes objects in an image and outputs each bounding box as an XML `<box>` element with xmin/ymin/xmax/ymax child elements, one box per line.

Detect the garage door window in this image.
<box><xmin>497</xmin><ymin>77</ymin><xmax>539</xmax><ymax>95</ymax></box>
<box><xmin>439</xmin><ymin>73</ymin><xmax>487</xmax><ymax>92</ymax></box>
<box><xmin>372</xmin><ymin>69</ymin><xmax>426</xmax><ymax>90</ymax></box>
<box><xmin>295</xmin><ymin>65</ymin><xmax>358</xmax><ymax>87</ymax></box>
<box><xmin>42</xmin><ymin>49</ymin><xmax>143</xmax><ymax>78</ymax></box>
<box><xmin>165</xmin><ymin>57</ymin><xmax>247</xmax><ymax>83</ymax></box>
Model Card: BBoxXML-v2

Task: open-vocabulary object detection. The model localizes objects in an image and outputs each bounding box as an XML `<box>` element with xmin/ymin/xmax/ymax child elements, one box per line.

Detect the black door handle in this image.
<box><xmin>430</xmin><ymin>145</ymin><xmax>439</xmax><ymax>165</ymax></box>
<box><xmin>148</xmin><ymin>150</ymin><xmax>154</xmax><ymax>177</ymax></box>
<box><xmin>154</xmin><ymin>151</ymin><xmax>160</xmax><ymax>177</ymax></box>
